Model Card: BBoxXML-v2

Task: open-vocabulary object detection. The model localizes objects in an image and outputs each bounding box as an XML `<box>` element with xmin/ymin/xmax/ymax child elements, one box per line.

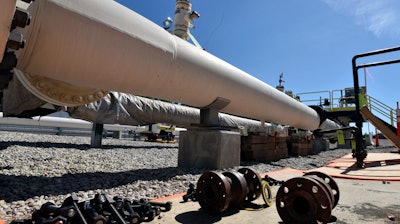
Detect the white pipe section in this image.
<box><xmin>15</xmin><ymin>0</ymin><xmax>321</xmax><ymax>130</ymax></box>
<box><xmin>0</xmin><ymin>0</ymin><xmax>17</xmax><ymax>61</ymax></box>
<box><xmin>319</xmin><ymin>119</ymin><xmax>342</xmax><ymax>130</ymax></box>
<box><xmin>0</xmin><ymin>112</ymin><xmax>146</xmax><ymax>132</ymax></box>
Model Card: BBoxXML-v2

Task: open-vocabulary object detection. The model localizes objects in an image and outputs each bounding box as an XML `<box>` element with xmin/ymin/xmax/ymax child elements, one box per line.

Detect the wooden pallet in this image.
<box><xmin>241</xmin><ymin>135</ymin><xmax>288</xmax><ymax>162</ymax></box>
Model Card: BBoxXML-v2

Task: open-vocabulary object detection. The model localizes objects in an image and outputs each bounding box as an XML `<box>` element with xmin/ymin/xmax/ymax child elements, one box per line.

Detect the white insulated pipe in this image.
<box><xmin>15</xmin><ymin>0</ymin><xmax>321</xmax><ymax>130</ymax></box>
<box><xmin>0</xmin><ymin>112</ymin><xmax>146</xmax><ymax>132</ymax></box>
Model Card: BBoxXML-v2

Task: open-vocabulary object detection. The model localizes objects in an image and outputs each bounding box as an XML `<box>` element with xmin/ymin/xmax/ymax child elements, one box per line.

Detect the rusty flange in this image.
<box><xmin>304</xmin><ymin>171</ymin><xmax>340</xmax><ymax>208</ymax></box>
<box><xmin>196</xmin><ymin>168</ymin><xmax>264</xmax><ymax>214</ymax></box>
<box><xmin>276</xmin><ymin>176</ymin><xmax>333</xmax><ymax>224</ymax></box>
<box><xmin>302</xmin><ymin>176</ymin><xmax>335</xmax><ymax>210</ymax></box>
<box><xmin>196</xmin><ymin>171</ymin><xmax>231</xmax><ymax>214</ymax></box>
<box><xmin>303</xmin><ymin>175</ymin><xmax>335</xmax><ymax>217</ymax></box>
<box><xmin>237</xmin><ymin>167</ymin><xmax>263</xmax><ymax>202</ymax></box>
<box><xmin>222</xmin><ymin>170</ymin><xmax>249</xmax><ymax>207</ymax></box>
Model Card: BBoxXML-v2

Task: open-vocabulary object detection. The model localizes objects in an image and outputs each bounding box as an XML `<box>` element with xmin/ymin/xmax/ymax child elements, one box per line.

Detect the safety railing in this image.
<box><xmin>365</xmin><ymin>95</ymin><xmax>395</xmax><ymax>126</ymax></box>
<box><xmin>296</xmin><ymin>90</ymin><xmax>332</xmax><ymax>109</ymax></box>
<box><xmin>297</xmin><ymin>89</ymin><xmax>395</xmax><ymax>126</ymax></box>
<box><xmin>296</xmin><ymin>89</ymin><xmax>359</xmax><ymax>111</ymax></box>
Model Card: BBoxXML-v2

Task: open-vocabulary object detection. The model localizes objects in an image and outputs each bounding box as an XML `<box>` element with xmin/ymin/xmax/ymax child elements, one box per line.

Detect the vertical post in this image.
<box><xmin>390</xmin><ymin>109</ymin><xmax>394</xmax><ymax>126</ymax></box>
<box><xmin>375</xmin><ymin>129</ymin><xmax>379</xmax><ymax>147</ymax></box>
<box><xmin>364</xmin><ymin>68</ymin><xmax>367</xmax><ymax>96</ymax></box>
<box><xmin>352</xmin><ymin>56</ymin><xmax>366</xmax><ymax>167</ymax></box>
<box><xmin>91</xmin><ymin>123</ymin><xmax>104</xmax><ymax>148</ymax></box>
<box><xmin>396</xmin><ymin>102</ymin><xmax>400</xmax><ymax>137</ymax></box>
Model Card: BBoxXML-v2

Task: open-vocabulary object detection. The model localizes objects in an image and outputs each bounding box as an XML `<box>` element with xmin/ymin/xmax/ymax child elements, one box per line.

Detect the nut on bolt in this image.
<box><xmin>149</xmin><ymin>201</ymin><xmax>172</xmax><ymax>212</ymax></box>
<box><xmin>7</xmin><ymin>32</ymin><xmax>25</xmax><ymax>50</ymax></box>
<box><xmin>12</xmin><ymin>8</ymin><xmax>31</xmax><ymax>29</ymax></box>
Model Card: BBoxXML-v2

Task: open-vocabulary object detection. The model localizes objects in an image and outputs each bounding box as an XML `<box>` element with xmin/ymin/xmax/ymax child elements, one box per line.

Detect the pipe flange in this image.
<box><xmin>304</xmin><ymin>171</ymin><xmax>340</xmax><ymax>208</ymax></box>
<box><xmin>14</xmin><ymin>69</ymin><xmax>108</xmax><ymax>106</ymax></box>
<box><xmin>222</xmin><ymin>171</ymin><xmax>249</xmax><ymax>206</ymax></box>
<box><xmin>276</xmin><ymin>176</ymin><xmax>333</xmax><ymax>224</ymax></box>
<box><xmin>237</xmin><ymin>168</ymin><xmax>262</xmax><ymax>202</ymax></box>
<box><xmin>196</xmin><ymin>171</ymin><xmax>232</xmax><ymax>214</ymax></box>
<box><xmin>301</xmin><ymin>176</ymin><xmax>335</xmax><ymax>210</ymax></box>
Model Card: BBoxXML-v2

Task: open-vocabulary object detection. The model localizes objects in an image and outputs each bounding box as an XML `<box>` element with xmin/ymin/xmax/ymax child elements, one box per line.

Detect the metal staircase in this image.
<box><xmin>360</xmin><ymin>106</ymin><xmax>400</xmax><ymax>150</ymax></box>
<box><xmin>362</xmin><ymin>95</ymin><xmax>400</xmax><ymax>150</ymax></box>
<box><xmin>365</xmin><ymin>95</ymin><xmax>396</xmax><ymax>128</ymax></box>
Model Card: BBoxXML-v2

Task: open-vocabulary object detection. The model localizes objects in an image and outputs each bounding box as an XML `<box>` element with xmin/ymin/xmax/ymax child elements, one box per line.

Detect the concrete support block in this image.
<box><xmin>178</xmin><ymin>129</ymin><xmax>241</xmax><ymax>169</ymax></box>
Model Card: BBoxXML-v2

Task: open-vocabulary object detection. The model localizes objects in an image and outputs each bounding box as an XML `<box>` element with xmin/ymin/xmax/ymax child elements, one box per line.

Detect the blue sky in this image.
<box><xmin>115</xmin><ymin>0</ymin><xmax>400</xmax><ymax>126</ymax></box>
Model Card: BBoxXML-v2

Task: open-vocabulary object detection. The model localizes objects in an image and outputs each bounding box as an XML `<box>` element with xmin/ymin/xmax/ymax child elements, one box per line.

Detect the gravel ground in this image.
<box><xmin>0</xmin><ymin>131</ymin><xmax>395</xmax><ymax>223</ymax></box>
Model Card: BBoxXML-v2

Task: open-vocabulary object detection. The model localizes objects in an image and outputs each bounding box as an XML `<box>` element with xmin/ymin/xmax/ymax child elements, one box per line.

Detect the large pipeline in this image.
<box><xmin>2</xmin><ymin>77</ymin><xmax>289</xmax><ymax>135</ymax></box>
<box><xmin>3</xmin><ymin>77</ymin><xmax>340</xmax><ymax>135</ymax></box>
<box><xmin>11</xmin><ymin>0</ymin><xmax>321</xmax><ymax>130</ymax></box>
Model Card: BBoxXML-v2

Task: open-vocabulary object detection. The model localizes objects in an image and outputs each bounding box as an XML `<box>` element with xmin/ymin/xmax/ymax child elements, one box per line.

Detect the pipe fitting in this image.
<box><xmin>196</xmin><ymin>168</ymin><xmax>262</xmax><ymax>214</ymax></box>
<box><xmin>276</xmin><ymin>171</ymin><xmax>339</xmax><ymax>224</ymax></box>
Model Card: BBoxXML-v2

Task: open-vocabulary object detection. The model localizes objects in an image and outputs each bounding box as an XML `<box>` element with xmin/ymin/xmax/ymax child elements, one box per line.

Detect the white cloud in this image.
<box><xmin>323</xmin><ymin>0</ymin><xmax>400</xmax><ymax>38</ymax></box>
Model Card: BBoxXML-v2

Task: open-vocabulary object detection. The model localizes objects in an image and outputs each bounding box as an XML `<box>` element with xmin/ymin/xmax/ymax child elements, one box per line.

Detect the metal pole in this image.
<box><xmin>351</xmin><ymin>56</ymin><xmax>367</xmax><ymax>167</ymax></box>
<box><xmin>397</xmin><ymin>102</ymin><xmax>400</xmax><ymax>137</ymax></box>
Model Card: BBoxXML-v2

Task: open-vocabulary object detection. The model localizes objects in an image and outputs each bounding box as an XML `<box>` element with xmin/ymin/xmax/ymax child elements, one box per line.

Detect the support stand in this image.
<box><xmin>91</xmin><ymin>123</ymin><xmax>104</xmax><ymax>148</ymax></box>
<box><xmin>178</xmin><ymin>98</ymin><xmax>241</xmax><ymax>169</ymax></box>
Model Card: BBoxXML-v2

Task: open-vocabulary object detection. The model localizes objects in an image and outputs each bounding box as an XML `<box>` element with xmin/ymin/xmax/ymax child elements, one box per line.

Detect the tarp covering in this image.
<box><xmin>3</xmin><ymin>75</ymin><xmax>48</xmax><ymax>116</ymax></box>
<box><xmin>67</xmin><ymin>92</ymin><xmax>287</xmax><ymax>135</ymax></box>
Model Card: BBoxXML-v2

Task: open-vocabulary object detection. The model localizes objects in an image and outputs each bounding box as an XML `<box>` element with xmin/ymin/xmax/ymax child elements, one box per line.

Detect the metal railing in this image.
<box><xmin>297</xmin><ymin>89</ymin><xmax>395</xmax><ymax>127</ymax></box>
<box><xmin>296</xmin><ymin>89</ymin><xmax>356</xmax><ymax>110</ymax></box>
<box><xmin>366</xmin><ymin>95</ymin><xmax>395</xmax><ymax>126</ymax></box>
<box><xmin>296</xmin><ymin>90</ymin><xmax>332</xmax><ymax>109</ymax></box>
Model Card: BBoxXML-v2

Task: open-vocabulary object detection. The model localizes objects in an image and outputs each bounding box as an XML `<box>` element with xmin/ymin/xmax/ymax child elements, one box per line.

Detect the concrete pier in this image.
<box><xmin>178</xmin><ymin>129</ymin><xmax>241</xmax><ymax>169</ymax></box>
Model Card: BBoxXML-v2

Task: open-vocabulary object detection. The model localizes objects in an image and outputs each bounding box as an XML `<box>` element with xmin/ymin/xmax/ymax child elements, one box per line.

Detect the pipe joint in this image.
<box><xmin>309</xmin><ymin>105</ymin><xmax>327</xmax><ymax>126</ymax></box>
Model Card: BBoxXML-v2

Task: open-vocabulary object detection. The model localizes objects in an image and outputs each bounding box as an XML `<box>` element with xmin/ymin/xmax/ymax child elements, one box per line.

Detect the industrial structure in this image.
<box><xmin>2</xmin><ymin>1</ymin><xmax>400</xmax><ymax>224</ymax></box>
